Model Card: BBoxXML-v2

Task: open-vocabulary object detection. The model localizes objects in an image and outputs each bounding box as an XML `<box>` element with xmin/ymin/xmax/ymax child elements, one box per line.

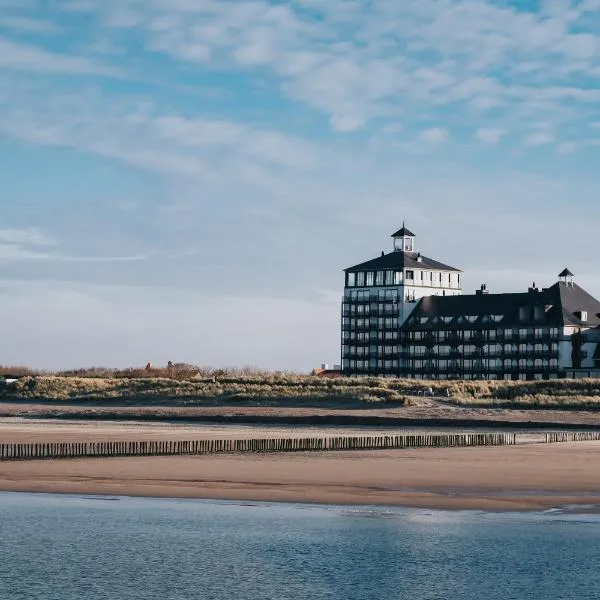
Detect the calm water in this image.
<box><xmin>1</xmin><ymin>493</ymin><xmax>600</xmax><ymax>600</ymax></box>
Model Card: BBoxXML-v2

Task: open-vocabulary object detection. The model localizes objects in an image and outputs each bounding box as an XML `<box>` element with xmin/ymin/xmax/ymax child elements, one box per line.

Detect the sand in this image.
<box><xmin>2</xmin><ymin>439</ymin><xmax>600</xmax><ymax>512</ymax></box>
<box><xmin>0</xmin><ymin>419</ymin><xmax>472</xmax><ymax>443</ymax></box>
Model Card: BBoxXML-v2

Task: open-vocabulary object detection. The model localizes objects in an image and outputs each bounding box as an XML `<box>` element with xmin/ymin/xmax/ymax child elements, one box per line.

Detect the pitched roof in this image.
<box><xmin>404</xmin><ymin>281</ymin><xmax>600</xmax><ymax>329</ymax></box>
<box><xmin>391</xmin><ymin>226</ymin><xmax>415</xmax><ymax>237</ymax></box>
<box><xmin>344</xmin><ymin>251</ymin><xmax>461</xmax><ymax>273</ymax></box>
<box><xmin>559</xmin><ymin>268</ymin><xmax>574</xmax><ymax>277</ymax></box>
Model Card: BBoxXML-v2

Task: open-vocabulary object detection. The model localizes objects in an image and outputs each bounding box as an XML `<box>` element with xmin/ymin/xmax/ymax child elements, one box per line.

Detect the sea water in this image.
<box><xmin>1</xmin><ymin>492</ymin><xmax>600</xmax><ymax>600</ymax></box>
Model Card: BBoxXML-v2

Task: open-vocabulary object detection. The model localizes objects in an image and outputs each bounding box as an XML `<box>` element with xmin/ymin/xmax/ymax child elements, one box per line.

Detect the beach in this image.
<box><xmin>1</xmin><ymin>418</ymin><xmax>600</xmax><ymax>511</ymax></box>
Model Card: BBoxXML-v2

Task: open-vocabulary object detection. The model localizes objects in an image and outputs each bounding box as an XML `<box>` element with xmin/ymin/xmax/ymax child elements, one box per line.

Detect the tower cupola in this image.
<box><xmin>391</xmin><ymin>224</ymin><xmax>415</xmax><ymax>252</ymax></box>
<box><xmin>559</xmin><ymin>268</ymin><xmax>574</xmax><ymax>286</ymax></box>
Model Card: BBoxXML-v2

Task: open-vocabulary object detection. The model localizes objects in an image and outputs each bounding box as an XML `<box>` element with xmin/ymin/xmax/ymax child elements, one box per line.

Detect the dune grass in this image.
<box><xmin>3</xmin><ymin>365</ymin><xmax>600</xmax><ymax>408</ymax></box>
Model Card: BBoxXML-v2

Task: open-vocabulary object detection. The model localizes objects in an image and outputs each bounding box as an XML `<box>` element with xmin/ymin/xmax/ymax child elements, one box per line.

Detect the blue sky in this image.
<box><xmin>1</xmin><ymin>0</ymin><xmax>600</xmax><ymax>370</ymax></box>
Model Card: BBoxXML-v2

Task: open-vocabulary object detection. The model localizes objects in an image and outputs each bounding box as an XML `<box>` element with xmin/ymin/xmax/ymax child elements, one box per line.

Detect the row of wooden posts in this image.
<box><xmin>0</xmin><ymin>433</ymin><xmax>513</xmax><ymax>461</ymax></box>
<box><xmin>1</xmin><ymin>431</ymin><xmax>599</xmax><ymax>461</ymax></box>
<box><xmin>545</xmin><ymin>431</ymin><xmax>600</xmax><ymax>443</ymax></box>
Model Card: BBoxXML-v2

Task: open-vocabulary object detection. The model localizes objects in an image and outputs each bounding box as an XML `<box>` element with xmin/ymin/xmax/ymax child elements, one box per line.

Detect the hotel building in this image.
<box><xmin>341</xmin><ymin>227</ymin><xmax>600</xmax><ymax>380</ymax></box>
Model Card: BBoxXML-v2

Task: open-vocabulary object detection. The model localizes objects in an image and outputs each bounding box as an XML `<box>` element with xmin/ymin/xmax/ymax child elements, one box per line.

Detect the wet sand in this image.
<box><xmin>2</xmin><ymin>441</ymin><xmax>600</xmax><ymax>512</ymax></box>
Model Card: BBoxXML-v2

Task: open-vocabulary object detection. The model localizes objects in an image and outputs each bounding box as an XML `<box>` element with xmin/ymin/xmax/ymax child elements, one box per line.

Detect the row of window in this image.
<box><xmin>347</xmin><ymin>271</ymin><xmax>400</xmax><ymax>287</ymax></box>
<box><xmin>343</xmin><ymin>359</ymin><xmax>559</xmax><ymax>371</ymax></box>
<box><xmin>408</xmin><ymin>359</ymin><xmax>559</xmax><ymax>369</ymax></box>
<box><xmin>343</xmin><ymin>303</ymin><xmax>397</xmax><ymax>316</ymax></box>
<box><xmin>343</xmin><ymin>318</ymin><xmax>399</xmax><ymax>329</ymax></box>
<box><xmin>343</xmin><ymin>343</ymin><xmax>557</xmax><ymax>355</ymax></box>
<box><xmin>343</xmin><ymin>332</ymin><xmax>399</xmax><ymax>342</ymax></box>
<box><xmin>344</xmin><ymin>290</ymin><xmax>399</xmax><ymax>301</ymax></box>
<box><xmin>346</xmin><ymin>270</ymin><xmax>461</xmax><ymax>289</ymax></box>
<box><xmin>407</xmin><ymin>328</ymin><xmax>560</xmax><ymax>340</ymax></box>
<box><xmin>344</xmin><ymin>346</ymin><xmax>400</xmax><ymax>357</ymax></box>
<box><xmin>406</xmin><ymin>343</ymin><xmax>558</xmax><ymax>355</ymax></box>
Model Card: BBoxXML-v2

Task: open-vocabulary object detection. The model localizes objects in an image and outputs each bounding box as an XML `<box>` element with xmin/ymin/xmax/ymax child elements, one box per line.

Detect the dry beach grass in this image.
<box><xmin>3</xmin><ymin>372</ymin><xmax>600</xmax><ymax>408</ymax></box>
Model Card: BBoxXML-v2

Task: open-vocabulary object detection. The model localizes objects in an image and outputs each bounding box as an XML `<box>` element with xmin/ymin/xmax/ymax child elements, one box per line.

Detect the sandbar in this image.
<box><xmin>1</xmin><ymin>441</ymin><xmax>600</xmax><ymax>512</ymax></box>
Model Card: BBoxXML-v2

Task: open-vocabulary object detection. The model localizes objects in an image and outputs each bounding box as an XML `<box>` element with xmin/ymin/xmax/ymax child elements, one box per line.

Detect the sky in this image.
<box><xmin>1</xmin><ymin>0</ymin><xmax>600</xmax><ymax>370</ymax></box>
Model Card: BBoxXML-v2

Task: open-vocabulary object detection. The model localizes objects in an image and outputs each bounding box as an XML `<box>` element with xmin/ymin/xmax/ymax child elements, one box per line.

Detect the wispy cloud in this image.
<box><xmin>54</xmin><ymin>0</ymin><xmax>600</xmax><ymax>141</ymax></box>
<box><xmin>0</xmin><ymin>16</ymin><xmax>60</xmax><ymax>34</ymax></box>
<box><xmin>474</xmin><ymin>128</ymin><xmax>505</xmax><ymax>144</ymax></box>
<box><xmin>419</xmin><ymin>127</ymin><xmax>450</xmax><ymax>144</ymax></box>
<box><xmin>0</xmin><ymin>37</ymin><xmax>121</xmax><ymax>76</ymax></box>
<box><xmin>524</xmin><ymin>131</ymin><xmax>555</xmax><ymax>146</ymax></box>
<box><xmin>0</xmin><ymin>81</ymin><xmax>322</xmax><ymax>187</ymax></box>
<box><xmin>0</xmin><ymin>227</ymin><xmax>146</xmax><ymax>263</ymax></box>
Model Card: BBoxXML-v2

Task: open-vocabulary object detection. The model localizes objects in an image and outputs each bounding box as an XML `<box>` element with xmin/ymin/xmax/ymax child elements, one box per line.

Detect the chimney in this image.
<box><xmin>417</xmin><ymin>252</ymin><xmax>423</xmax><ymax>263</ymax></box>
<box><xmin>476</xmin><ymin>283</ymin><xmax>489</xmax><ymax>296</ymax></box>
<box><xmin>381</xmin><ymin>251</ymin><xmax>385</xmax><ymax>257</ymax></box>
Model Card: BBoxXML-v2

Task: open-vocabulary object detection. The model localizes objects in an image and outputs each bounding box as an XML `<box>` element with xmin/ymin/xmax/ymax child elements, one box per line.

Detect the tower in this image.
<box><xmin>392</xmin><ymin>224</ymin><xmax>415</xmax><ymax>253</ymax></box>
<box><xmin>341</xmin><ymin>225</ymin><xmax>462</xmax><ymax>376</ymax></box>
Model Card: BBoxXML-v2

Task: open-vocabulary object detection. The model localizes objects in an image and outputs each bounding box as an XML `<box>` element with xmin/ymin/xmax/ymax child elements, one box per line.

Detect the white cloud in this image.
<box><xmin>0</xmin><ymin>17</ymin><xmax>60</xmax><ymax>33</ymax></box>
<box><xmin>65</xmin><ymin>0</ymin><xmax>597</xmax><ymax>138</ymax></box>
<box><xmin>419</xmin><ymin>127</ymin><xmax>450</xmax><ymax>143</ymax></box>
<box><xmin>524</xmin><ymin>131</ymin><xmax>555</xmax><ymax>146</ymax></box>
<box><xmin>474</xmin><ymin>128</ymin><xmax>505</xmax><ymax>144</ymax></box>
<box><xmin>0</xmin><ymin>37</ymin><xmax>121</xmax><ymax>76</ymax></box>
<box><xmin>0</xmin><ymin>228</ymin><xmax>146</xmax><ymax>263</ymax></box>
<box><xmin>0</xmin><ymin>81</ymin><xmax>320</xmax><ymax>186</ymax></box>
<box><xmin>0</xmin><ymin>228</ymin><xmax>55</xmax><ymax>246</ymax></box>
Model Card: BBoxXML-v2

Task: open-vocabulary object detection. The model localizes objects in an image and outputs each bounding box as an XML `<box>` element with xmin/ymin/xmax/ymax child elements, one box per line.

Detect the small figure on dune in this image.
<box><xmin>145</xmin><ymin>362</ymin><xmax>152</xmax><ymax>370</ymax></box>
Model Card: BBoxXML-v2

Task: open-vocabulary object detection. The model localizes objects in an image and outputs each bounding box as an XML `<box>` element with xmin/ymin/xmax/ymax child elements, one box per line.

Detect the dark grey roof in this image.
<box><xmin>404</xmin><ymin>281</ymin><xmax>600</xmax><ymax>329</ymax></box>
<box><xmin>559</xmin><ymin>268</ymin><xmax>574</xmax><ymax>277</ymax></box>
<box><xmin>391</xmin><ymin>226</ymin><xmax>415</xmax><ymax>237</ymax></box>
<box><xmin>344</xmin><ymin>251</ymin><xmax>461</xmax><ymax>273</ymax></box>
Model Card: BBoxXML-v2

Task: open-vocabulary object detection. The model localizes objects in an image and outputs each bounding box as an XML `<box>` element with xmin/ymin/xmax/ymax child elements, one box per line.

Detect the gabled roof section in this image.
<box><xmin>555</xmin><ymin>281</ymin><xmax>600</xmax><ymax>327</ymax></box>
<box><xmin>402</xmin><ymin>281</ymin><xmax>600</xmax><ymax>329</ymax></box>
<box><xmin>344</xmin><ymin>251</ymin><xmax>461</xmax><ymax>273</ymax></box>
<box><xmin>559</xmin><ymin>268</ymin><xmax>574</xmax><ymax>278</ymax></box>
<box><xmin>391</xmin><ymin>226</ymin><xmax>415</xmax><ymax>237</ymax></box>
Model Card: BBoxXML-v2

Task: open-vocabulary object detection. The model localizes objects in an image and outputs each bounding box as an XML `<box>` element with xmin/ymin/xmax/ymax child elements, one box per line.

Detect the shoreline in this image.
<box><xmin>3</xmin><ymin>488</ymin><xmax>600</xmax><ymax>516</ymax></box>
<box><xmin>2</xmin><ymin>442</ymin><xmax>600</xmax><ymax>512</ymax></box>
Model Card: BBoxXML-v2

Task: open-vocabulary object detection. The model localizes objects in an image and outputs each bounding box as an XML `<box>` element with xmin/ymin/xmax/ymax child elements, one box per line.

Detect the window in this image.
<box><xmin>376</xmin><ymin>271</ymin><xmax>384</xmax><ymax>286</ymax></box>
<box><xmin>385</xmin><ymin>271</ymin><xmax>394</xmax><ymax>285</ymax></box>
<box><xmin>366</xmin><ymin>272</ymin><xmax>374</xmax><ymax>286</ymax></box>
<box><xmin>405</xmin><ymin>270</ymin><xmax>414</xmax><ymax>280</ymax></box>
<box><xmin>347</xmin><ymin>273</ymin><xmax>356</xmax><ymax>287</ymax></box>
<box><xmin>357</xmin><ymin>272</ymin><xmax>365</xmax><ymax>286</ymax></box>
<box><xmin>394</xmin><ymin>271</ymin><xmax>403</xmax><ymax>285</ymax></box>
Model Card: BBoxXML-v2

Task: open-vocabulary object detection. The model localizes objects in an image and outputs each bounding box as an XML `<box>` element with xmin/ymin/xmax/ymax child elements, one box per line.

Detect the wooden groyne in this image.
<box><xmin>2</xmin><ymin>431</ymin><xmax>598</xmax><ymax>461</ymax></box>
<box><xmin>0</xmin><ymin>432</ymin><xmax>514</xmax><ymax>461</ymax></box>
<box><xmin>545</xmin><ymin>431</ymin><xmax>600</xmax><ymax>443</ymax></box>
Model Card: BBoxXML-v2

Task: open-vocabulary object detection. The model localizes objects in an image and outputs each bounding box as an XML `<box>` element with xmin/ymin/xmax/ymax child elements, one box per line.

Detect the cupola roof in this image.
<box><xmin>391</xmin><ymin>225</ymin><xmax>415</xmax><ymax>238</ymax></box>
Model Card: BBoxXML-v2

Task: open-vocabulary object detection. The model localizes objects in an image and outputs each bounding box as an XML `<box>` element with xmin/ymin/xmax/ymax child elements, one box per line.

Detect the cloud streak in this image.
<box><xmin>0</xmin><ymin>37</ymin><xmax>121</xmax><ymax>76</ymax></box>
